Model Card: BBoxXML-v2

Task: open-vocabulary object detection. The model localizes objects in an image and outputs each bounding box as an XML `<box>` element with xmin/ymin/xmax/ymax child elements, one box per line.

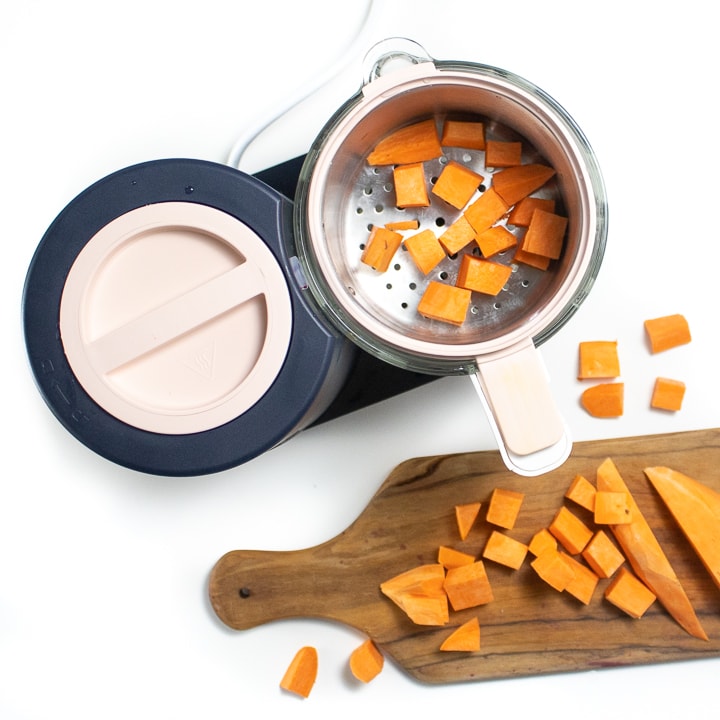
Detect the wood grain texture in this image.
<box><xmin>209</xmin><ymin>428</ymin><xmax>720</xmax><ymax>683</ymax></box>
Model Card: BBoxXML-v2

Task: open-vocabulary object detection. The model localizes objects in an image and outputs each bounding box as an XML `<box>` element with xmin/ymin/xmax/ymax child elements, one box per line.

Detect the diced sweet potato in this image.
<box><xmin>439</xmin><ymin>616</ymin><xmax>481</xmax><ymax>652</ymax></box>
<box><xmin>512</xmin><ymin>245</ymin><xmax>551</xmax><ymax>271</ymax></box>
<box><xmin>404</xmin><ymin>229</ymin><xmax>446</xmax><ymax>275</ymax></box>
<box><xmin>438</xmin><ymin>545</ymin><xmax>476</xmax><ymax>569</ymax></box>
<box><xmin>280</xmin><ymin>646</ymin><xmax>318</xmax><ymax>698</ymax></box>
<box><xmin>581</xmin><ymin>382</ymin><xmax>624</xmax><ymax>418</ymax></box>
<box><xmin>482</xmin><ymin>530</ymin><xmax>528</xmax><ymax>570</ymax></box>
<box><xmin>578</xmin><ymin>341</ymin><xmax>621</xmax><ymax>380</ymax></box>
<box><xmin>440</xmin><ymin>120</ymin><xmax>486</xmax><ymax>150</ymax></box>
<box><xmin>349</xmin><ymin>638</ymin><xmax>384</xmax><ymax>683</ymax></box>
<box><xmin>594</xmin><ymin>491</ymin><xmax>632</xmax><ymax>525</ymax></box>
<box><xmin>604</xmin><ymin>567</ymin><xmax>657</xmax><ymax>619</ymax></box>
<box><xmin>565</xmin><ymin>474</ymin><xmax>597</xmax><ymax>512</ymax></box>
<box><xmin>361</xmin><ymin>226</ymin><xmax>403</xmax><ymax>272</ymax></box>
<box><xmin>650</xmin><ymin>377</ymin><xmax>686</xmax><ymax>411</ymax></box>
<box><xmin>385</xmin><ymin>219</ymin><xmax>420</xmax><ymax>231</ymax></box>
<box><xmin>438</xmin><ymin>215</ymin><xmax>476</xmax><ymax>255</ymax></box>
<box><xmin>492</xmin><ymin>164</ymin><xmax>556</xmax><ymax>206</ymax></box>
<box><xmin>431</xmin><ymin>161</ymin><xmax>484</xmax><ymax>209</ymax></box>
<box><xmin>367</xmin><ymin>119</ymin><xmax>442</xmax><ymax>165</ymax></box>
<box><xmin>485</xmin><ymin>140</ymin><xmax>522</xmax><ymax>168</ymax></box>
<box><xmin>463</xmin><ymin>187</ymin><xmax>510</xmax><ymax>236</ymax></box>
<box><xmin>455</xmin><ymin>502</ymin><xmax>481</xmax><ymax>541</ymax></box>
<box><xmin>528</xmin><ymin>528</ymin><xmax>557</xmax><ymax>557</ymax></box>
<box><xmin>507</xmin><ymin>196</ymin><xmax>556</xmax><ymax>227</ymax></box>
<box><xmin>393</xmin><ymin>162</ymin><xmax>430</xmax><ymax>209</ymax></box>
<box><xmin>417</xmin><ymin>281</ymin><xmax>472</xmax><ymax>326</ymax></box>
<box><xmin>456</xmin><ymin>255</ymin><xmax>512</xmax><ymax>296</ymax></box>
<box><xmin>561</xmin><ymin>552</ymin><xmax>600</xmax><ymax>605</ymax></box>
<box><xmin>485</xmin><ymin>488</ymin><xmax>524</xmax><ymax>530</ymax></box>
<box><xmin>443</xmin><ymin>561</ymin><xmax>494</xmax><ymax>611</ymax></box>
<box><xmin>643</xmin><ymin>313</ymin><xmax>691</xmax><ymax>353</ymax></box>
<box><xmin>582</xmin><ymin>530</ymin><xmax>625</xmax><ymax>579</ymax></box>
<box><xmin>548</xmin><ymin>506</ymin><xmax>593</xmax><ymax>555</ymax></box>
<box><xmin>531</xmin><ymin>548</ymin><xmax>575</xmax><ymax>592</ymax></box>
<box><xmin>522</xmin><ymin>209</ymin><xmax>567</xmax><ymax>260</ymax></box>
<box><xmin>380</xmin><ymin>563</ymin><xmax>449</xmax><ymax>626</ymax></box>
<box><xmin>474</xmin><ymin>225</ymin><xmax>517</xmax><ymax>258</ymax></box>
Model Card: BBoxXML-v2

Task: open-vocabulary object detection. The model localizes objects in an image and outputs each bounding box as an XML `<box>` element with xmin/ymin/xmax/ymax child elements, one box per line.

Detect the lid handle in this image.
<box><xmin>362</xmin><ymin>37</ymin><xmax>434</xmax><ymax>87</ymax></box>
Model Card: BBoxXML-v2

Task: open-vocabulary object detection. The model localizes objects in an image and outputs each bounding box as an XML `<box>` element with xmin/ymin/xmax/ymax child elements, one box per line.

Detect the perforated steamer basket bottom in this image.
<box><xmin>294</xmin><ymin>58</ymin><xmax>607</xmax><ymax>376</ymax></box>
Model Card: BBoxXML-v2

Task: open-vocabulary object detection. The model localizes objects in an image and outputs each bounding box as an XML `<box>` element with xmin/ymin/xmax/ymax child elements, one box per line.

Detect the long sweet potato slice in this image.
<box><xmin>597</xmin><ymin>458</ymin><xmax>707</xmax><ymax>640</ymax></box>
<box><xmin>367</xmin><ymin>119</ymin><xmax>442</xmax><ymax>165</ymax></box>
<box><xmin>644</xmin><ymin>466</ymin><xmax>720</xmax><ymax>592</ymax></box>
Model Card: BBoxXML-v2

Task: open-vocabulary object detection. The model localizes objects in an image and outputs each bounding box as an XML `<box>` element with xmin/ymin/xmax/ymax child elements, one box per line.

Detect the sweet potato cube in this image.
<box><xmin>512</xmin><ymin>245</ymin><xmax>551</xmax><ymax>271</ymax></box>
<box><xmin>561</xmin><ymin>552</ymin><xmax>599</xmax><ymax>605</ymax></box>
<box><xmin>594</xmin><ymin>491</ymin><xmax>632</xmax><ymax>525</ymax></box>
<box><xmin>482</xmin><ymin>530</ymin><xmax>528</xmax><ymax>570</ymax></box>
<box><xmin>438</xmin><ymin>545</ymin><xmax>476</xmax><ymax>569</ymax></box>
<box><xmin>443</xmin><ymin>561</ymin><xmax>494</xmax><ymax>611</ymax></box>
<box><xmin>486</xmin><ymin>488</ymin><xmax>524</xmax><ymax>530</ymax></box>
<box><xmin>549</xmin><ymin>506</ymin><xmax>593</xmax><ymax>555</ymax></box>
<box><xmin>578</xmin><ymin>341</ymin><xmax>621</xmax><ymax>380</ymax></box>
<box><xmin>507</xmin><ymin>196</ymin><xmax>556</xmax><ymax>227</ymax></box>
<box><xmin>455</xmin><ymin>502</ymin><xmax>481</xmax><ymax>540</ymax></box>
<box><xmin>522</xmin><ymin>209</ymin><xmax>567</xmax><ymax>260</ymax></box>
<box><xmin>361</xmin><ymin>226</ymin><xmax>403</xmax><ymax>272</ymax></box>
<box><xmin>385</xmin><ymin>219</ymin><xmax>420</xmax><ymax>231</ymax></box>
<box><xmin>393</xmin><ymin>162</ymin><xmax>430</xmax><ymax>208</ymax></box>
<box><xmin>565</xmin><ymin>474</ymin><xmax>597</xmax><ymax>512</ymax></box>
<box><xmin>456</xmin><ymin>255</ymin><xmax>512</xmax><ymax>296</ymax></box>
<box><xmin>367</xmin><ymin>119</ymin><xmax>442</xmax><ymax>165</ymax></box>
<box><xmin>380</xmin><ymin>564</ymin><xmax>449</xmax><ymax>626</ymax></box>
<box><xmin>475</xmin><ymin>225</ymin><xmax>517</xmax><ymax>258</ymax></box>
<box><xmin>531</xmin><ymin>549</ymin><xmax>575</xmax><ymax>592</ymax></box>
<box><xmin>528</xmin><ymin>528</ymin><xmax>557</xmax><ymax>557</ymax></box>
<box><xmin>417</xmin><ymin>281</ymin><xmax>471</xmax><ymax>325</ymax></box>
<box><xmin>404</xmin><ymin>229</ymin><xmax>446</xmax><ymax>275</ymax></box>
<box><xmin>650</xmin><ymin>377</ymin><xmax>686</xmax><ymax>411</ymax></box>
<box><xmin>581</xmin><ymin>382</ymin><xmax>624</xmax><ymax>418</ymax></box>
<box><xmin>643</xmin><ymin>313</ymin><xmax>691</xmax><ymax>353</ymax></box>
<box><xmin>440</xmin><ymin>120</ymin><xmax>486</xmax><ymax>150</ymax></box>
<box><xmin>438</xmin><ymin>215</ymin><xmax>476</xmax><ymax>255</ymax></box>
<box><xmin>604</xmin><ymin>567</ymin><xmax>657</xmax><ymax>619</ymax></box>
<box><xmin>485</xmin><ymin>140</ymin><xmax>522</xmax><ymax>168</ymax></box>
<box><xmin>492</xmin><ymin>164</ymin><xmax>556</xmax><ymax>206</ymax></box>
<box><xmin>582</xmin><ymin>530</ymin><xmax>625</xmax><ymax>578</ymax></box>
<box><xmin>439</xmin><ymin>616</ymin><xmax>481</xmax><ymax>652</ymax></box>
<box><xmin>432</xmin><ymin>161</ymin><xmax>484</xmax><ymax>209</ymax></box>
<box><xmin>463</xmin><ymin>187</ymin><xmax>510</xmax><ymax>236</ymax></box>
<box><xmin>280</xmin><ymin>646</ymin><xmax>318</xmax><ymax>698</ymax></box>
<box><xmin>349</xmin><ymin>638</ymin><xmax>384</xmax><ymax>683</ymax></box>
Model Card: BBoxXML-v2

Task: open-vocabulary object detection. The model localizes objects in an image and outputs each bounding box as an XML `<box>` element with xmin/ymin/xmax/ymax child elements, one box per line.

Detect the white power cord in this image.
<box><xmin>225</xmin><ymin>0</ymin><xmax>379</xmax><ymax>172</ymax></box>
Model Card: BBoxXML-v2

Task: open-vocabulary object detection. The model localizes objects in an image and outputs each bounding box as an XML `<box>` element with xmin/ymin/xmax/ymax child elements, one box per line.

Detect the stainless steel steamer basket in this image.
<box><xmin>292</xmin><ymin>39</ymin><xmax>608</xmax><ymax>475</ymax></box>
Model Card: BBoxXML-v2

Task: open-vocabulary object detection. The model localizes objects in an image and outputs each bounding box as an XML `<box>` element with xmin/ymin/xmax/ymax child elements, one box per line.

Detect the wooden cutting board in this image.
<box><xmin>209</xmin><ymin>428</ymin><xmax>720</xmax><ymax>683</ymax></box>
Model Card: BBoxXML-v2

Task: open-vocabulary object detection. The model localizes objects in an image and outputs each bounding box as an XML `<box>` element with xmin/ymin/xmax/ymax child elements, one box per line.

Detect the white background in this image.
<box><xmin>2</xmin><ymin>1</ymin><xmax>719</xmax><ymax>718</ymax></box>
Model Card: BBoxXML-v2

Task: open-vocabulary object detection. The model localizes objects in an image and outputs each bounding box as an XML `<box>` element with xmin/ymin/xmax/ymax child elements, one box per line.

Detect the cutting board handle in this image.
<box><xmin>209</xmin><ymin>544</ymin><xmax>387</xmax><ymax>632</ymax></box>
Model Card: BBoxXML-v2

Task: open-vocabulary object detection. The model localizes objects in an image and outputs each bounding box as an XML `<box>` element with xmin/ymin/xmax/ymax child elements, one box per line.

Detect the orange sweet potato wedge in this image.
<box><xmin>491</xmin><ymin>164</ymin><xmax>556</xmax><ymax>206</ymax></box>
<box><xmin>597</xmin><ymin>458</ymin><xmax>707</xmax><ymax>640</ymax></box>
<box><xmin>367</xmin><ymin>119</ymin><xmax>443</xmax><ymax>165</ymax></box>
<box><xmin>644</xmin><ymin>466</ymin><xmax>720</xmax><ymax>592</ymax></box>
